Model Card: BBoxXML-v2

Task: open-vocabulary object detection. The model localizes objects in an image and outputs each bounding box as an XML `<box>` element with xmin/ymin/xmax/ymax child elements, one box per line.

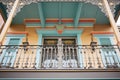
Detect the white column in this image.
<box><xmin>0</xmin><ymin>0</ymin><xmax>20</xmax><ymax>43</ymax></box>
<box><xmin>102</xmin><ymin>0</ymin><xmax>120</xmax><ymax>43</ymax></box>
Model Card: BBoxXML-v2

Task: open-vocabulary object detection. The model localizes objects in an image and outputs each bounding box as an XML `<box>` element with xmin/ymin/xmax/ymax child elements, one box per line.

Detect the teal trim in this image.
<box><xmin>6</xmin><ymin>34</ymin><xmax>25</xmax><ymax>37</ymax></box>
<box><xmin>25</xmin><ymin>22</ymin><xmax>94</xmax><ymax>27</ymax></box>
<box><xmin>64</xmin><ymin>23</ymin><xmax>74</xmax><ymax>26</ymax></box>
<box><xmin>26</xmin><ymin>23</ymin><xmax>41</xmax><ymax>27</ymax></box>
<box><xmin>45</xmin><ymin>23</ymin><xmax>57</xmax><ymax>26</ymax></box>
<box><xmin>35</xmin><ymin>34</ymin><xmax>43</xmax><ymax>69</ymax></box>
<box><xmin>77</xmin><ymin>34</ymin><xmax>83</xmax><ymax>68</ymax></box>
<box><xmin>36</xmin><ymin>29</ymin><xmax>83</xmax><ymax>36</ymax></box>
<box><xmin>94</xmin><ymin>34</ymin><xmax>114</xmax><ymax>38</ymax></box>
<box><xmin>58</xmin><ymin>2</ymin><xmax>62</xmax><ymax>24</ymax></box>
<box><xmin>79</xmin><ymin>22</ymin><xmax>94</xmax><ymax>27</ymax></box>
<box><xmin>74</xmin><ymin>3</ymin><xmax>83</xmax><ymax>27</ymax></box>
<box><xmin>38</xmin><ymin>3</ymin><xmax>45</xmax><ymax>27</ymax></box>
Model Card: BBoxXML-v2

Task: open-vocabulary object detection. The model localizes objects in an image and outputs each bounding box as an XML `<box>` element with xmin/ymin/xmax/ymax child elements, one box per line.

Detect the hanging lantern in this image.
<box><xmin>56</xmin><ymin>25</ymin><xmax>64</xmax><ymax>34</ymax></box>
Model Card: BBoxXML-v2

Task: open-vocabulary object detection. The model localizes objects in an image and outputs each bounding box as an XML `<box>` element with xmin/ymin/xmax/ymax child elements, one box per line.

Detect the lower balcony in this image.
<box><xmin>0</xmin><ymin>45</ymin><xmax>120</xmax><ymax>71</ymax></box>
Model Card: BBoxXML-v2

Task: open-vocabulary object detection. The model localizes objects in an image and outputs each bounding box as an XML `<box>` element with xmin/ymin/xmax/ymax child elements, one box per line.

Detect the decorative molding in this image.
<box><xmin>6</xmin><ymin>31</ymin><xmax>28</xmax><ymax>37</ymax></box>
<box><xmin>91</xmin><ymin>31</ymin><xmax>114</xmax><ymax>35</ymax></box>
<box><xmin>92</xmin><ymin>31</ymin><xmax>114</xmax><ymax>38</ymax></box>
<box><xmin>0</xmin><ymin>0</ymin><xmax>120</xmax><ymax>17</ymax></box>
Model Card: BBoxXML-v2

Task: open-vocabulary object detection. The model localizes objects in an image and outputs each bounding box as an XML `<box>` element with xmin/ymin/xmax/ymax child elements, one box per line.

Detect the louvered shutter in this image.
<box><xmin>7</xmin><ymin>38</ymin><xmax>20</xmax><ymax>52</ymax></box>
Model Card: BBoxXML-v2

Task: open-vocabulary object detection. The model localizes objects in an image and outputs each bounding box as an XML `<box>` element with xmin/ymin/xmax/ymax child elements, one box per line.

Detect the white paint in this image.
<box><xmin>117</xmin><ymin>15</ymin><xmax>120</xmax><ymax>26</ymax></box>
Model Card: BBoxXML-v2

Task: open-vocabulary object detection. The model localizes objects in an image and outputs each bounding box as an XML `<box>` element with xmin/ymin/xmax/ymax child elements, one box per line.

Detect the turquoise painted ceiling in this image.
<box><xmin>12</xmin><ymin>2</ymin><xmax>110</xmax><ymax>25</ymax></box>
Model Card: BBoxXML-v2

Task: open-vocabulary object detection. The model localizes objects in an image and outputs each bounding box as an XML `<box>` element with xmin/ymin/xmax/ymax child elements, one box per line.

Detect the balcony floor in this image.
<box><xmin>0</xmin><ymin>71</ymin><xmax>120</xmax><ymax>78</ymax></box>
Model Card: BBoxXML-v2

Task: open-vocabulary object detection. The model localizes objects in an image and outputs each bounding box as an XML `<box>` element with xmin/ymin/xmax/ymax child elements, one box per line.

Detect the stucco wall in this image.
<box><xmin>6</xmin><ymin>24</ymin><xmax>115</xmax><ymax>45</ymax></box>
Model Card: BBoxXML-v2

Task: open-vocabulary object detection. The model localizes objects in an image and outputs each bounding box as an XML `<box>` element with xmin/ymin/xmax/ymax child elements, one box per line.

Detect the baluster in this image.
<box><xmin>110</xmin><ymin>46</ymin><xmax>118</xmax><ymax>68</ymax></box>
<box><xmin>84</xmin><ymin>46</ymin><xmax>87</xmax><ymax>69</ymax></box>
<box><xmin>50</xmin><ymin>47</ymin><xmax>53</xmax><ymax>68</ymax></box>
<box><xmin>64</xmin><ymin>46</ymin><xmax>67</xmax><ymax>68</ymax></box>
<box><xmin>90</xmin><ymin>45</ymin><xmax>96</xmax><ymax>68</ymax></box>
<box><xmin>106</xmin><ymin>46</ymin><xmax>112</xmax><ymax>68</ymax></box>
<box><xmin>42</xmin><ymin>47</ymin><xmax>46</xmax><ymax>68</ymax></box>
<box><xmin>54</xmin><ymin>46</ymin><xmax>58</xmax><ymax>68</ymax></box>
<box><xmin>96</xmin><ymin>46</ymin><xmax>101</xmax><ymax>68</ymax></box>
<box><xmin>46</xmin><ymin>47</ymin><xmax>49</xmax><ymax>68</ymax></box>
<box><xmin>102</xmin><ymin>46</ymin><xmax>109</xmax><ymax>68</ymax></box>
<box><xmin>3</xmin><ymin>46</ymin><xmax>10</xmax><ymax>67</ymax></box>
<box><xmin>16</xmin><ymin>47</ymin><xmax>23</xmax><ymax>68</ymax></box>
<box><xmin>88</xmin><ymin>46</ymin><xmax>92</xmax><ymax>69</ymax></box>
<box><xmin>29</xmin><ymin>46</ymin><xmax>33</xmax><ymax>68</ymax></box>
<box><xmin>25</xmin><ymin>49</ymin><xmax>30</xmax><ymax>68</ymax></box>
<box><xmin>6</xmin><ymin>52</ymin><xmax>11</xmax><ymax>68</ymax></box>
<box><xmin>0</xmin><ymin>46</ymin><xmax>4</xmax><ymax>67</ymax></box>
<box><xmin>9</xmin><ymin>46</ymin><xmax>18</xmax><ymax>68</ymax></box>
<box><xmin>21</xmin><ymin>47</ymin><xmax>26</xmax><ymax>68</ymax></box>
<box><xmin>11</xmin><ymin>46</ymin><xmax>19</xmax><ymax>68</ymax></box>
<box><xmin>0</xmin><ymin>46</ymin><xmax>8</xmax><ymax>67</ymax></box>
<box><xmin>33</xmin><ymin>46</ymin><xmax>36</xmax><ymax>68</ymax></box>
<box><xmin>68</xmin><ymin>47</ymin><xmax>71</xmax><ymax>68</ymax></box>
<box><xmin>72</xmin><ymin>47</ymin><xmax>75</xmax><ymax>68</ymax></box>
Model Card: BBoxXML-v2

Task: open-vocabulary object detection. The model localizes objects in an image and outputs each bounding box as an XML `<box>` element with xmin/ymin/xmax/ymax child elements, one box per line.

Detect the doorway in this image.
<box><xmin>41</xmin><ymin>37</ymin><xmax>78</xmax><ymax>68</ymax></box>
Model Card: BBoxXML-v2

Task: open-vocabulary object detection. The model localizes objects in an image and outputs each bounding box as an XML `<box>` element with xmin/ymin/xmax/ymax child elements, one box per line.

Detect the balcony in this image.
<box><xmin>0</xmin><ymin>45</ymin><xmax>120</xmax><ymax>71</ymax></box>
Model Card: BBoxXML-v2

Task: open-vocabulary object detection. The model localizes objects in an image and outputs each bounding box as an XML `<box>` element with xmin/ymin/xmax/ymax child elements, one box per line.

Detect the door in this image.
<box><xmin>41</xmin><ymin>37</ymin><xmax>78</xmax><ymax>68</ymax></box>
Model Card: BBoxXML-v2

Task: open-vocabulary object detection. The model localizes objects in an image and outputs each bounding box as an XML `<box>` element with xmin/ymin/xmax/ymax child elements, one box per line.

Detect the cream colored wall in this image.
<box><xmin>7</xmin><ymin>24</ymin><xmax>38</xmax><ymax>45</ymax></box>
<box><xmin>5</xmin><ymin>24</ymin><xmax>116</xmax><ymax>45</ymax></box>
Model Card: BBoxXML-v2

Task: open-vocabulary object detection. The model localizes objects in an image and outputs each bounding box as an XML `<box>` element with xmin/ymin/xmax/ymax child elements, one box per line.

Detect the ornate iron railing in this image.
<box><xmin>0</xmin><ymin>45</ymin><xmax>120</xmax><ymax>70</ymax></box>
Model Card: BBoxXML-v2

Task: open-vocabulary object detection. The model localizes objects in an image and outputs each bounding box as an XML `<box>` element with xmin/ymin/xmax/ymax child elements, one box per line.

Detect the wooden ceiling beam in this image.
<box><xmin>74</xmin><ymin>3</ymin><xmax>83</xmax><ymax>27</ymax></box>
<box><xmin>37</xmin><ymin>3</ymin><xmax>45</xmax><ymax>27</ymax></box>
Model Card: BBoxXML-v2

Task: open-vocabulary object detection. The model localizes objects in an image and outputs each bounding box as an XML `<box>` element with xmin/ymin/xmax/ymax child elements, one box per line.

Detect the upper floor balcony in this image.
<box><xmin>0</xmin><ymin>44</ymin><xmax>120</xmax><ymax>71</ymax></box>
